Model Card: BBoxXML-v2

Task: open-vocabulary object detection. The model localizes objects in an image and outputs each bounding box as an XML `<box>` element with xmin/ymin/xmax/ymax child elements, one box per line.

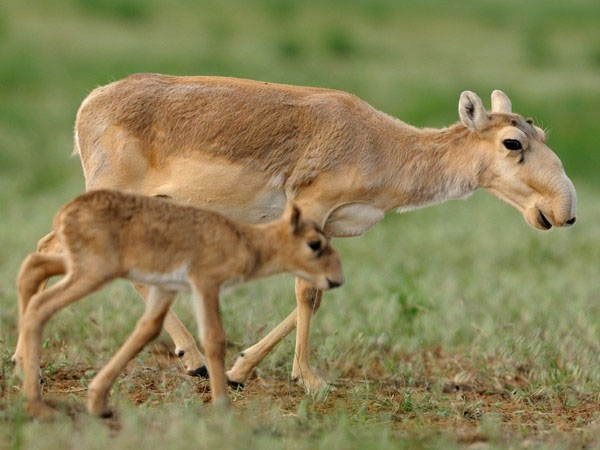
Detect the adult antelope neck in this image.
<box><xmin>382</xmin><ymin>119</ymin><xmax>481</xmax><ymax>212</ymax></box>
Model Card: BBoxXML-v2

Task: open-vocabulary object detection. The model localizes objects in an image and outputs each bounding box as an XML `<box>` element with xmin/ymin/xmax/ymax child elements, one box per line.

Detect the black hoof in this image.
<box><xmin>227</xmin><ymin>378</ymin><xmax>245</xmax><ymax>390</ymax></box>
<box><xmin>100</xmin><ymin>410</ymin><xmax>114</xmax><ymax>419</ymax></box>
<box><xmin>188</xmin><ymin>366</ymin><xmax>209</xmax><ymax>378</ymax></box>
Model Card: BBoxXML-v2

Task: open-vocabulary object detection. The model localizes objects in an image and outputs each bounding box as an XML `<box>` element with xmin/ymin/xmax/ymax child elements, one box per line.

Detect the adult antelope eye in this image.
<box><xmin>503</xmin><ymin>139</ymin><xmax>522</xmax><ymax>151</ymax></box>
<box><xmin>308</xmin><ymin>240</ymin><xmax>322</xmax><ymax>252</ymax></box>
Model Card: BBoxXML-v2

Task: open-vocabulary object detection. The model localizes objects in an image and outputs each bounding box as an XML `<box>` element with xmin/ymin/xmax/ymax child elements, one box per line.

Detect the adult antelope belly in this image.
<box><xmin>324</xmin><ymin>203</ymin><xmax>385</xmax><ymax>237</ymax></box>
<box><xmin>145</xmin><ymin>155</ymin><xmax>286</xmax><ymax>224</ymax></box>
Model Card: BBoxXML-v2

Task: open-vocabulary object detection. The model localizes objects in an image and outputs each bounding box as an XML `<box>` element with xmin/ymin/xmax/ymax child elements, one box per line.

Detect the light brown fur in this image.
<box><xmin>15</xmin><ymin>190</ymin><xmax>343</xmax><ymax>419</ymax></box>
<box><xmin>34</xmin><ymin>74</ymin><xmax>576</xmax><ymax>391</ymax></box>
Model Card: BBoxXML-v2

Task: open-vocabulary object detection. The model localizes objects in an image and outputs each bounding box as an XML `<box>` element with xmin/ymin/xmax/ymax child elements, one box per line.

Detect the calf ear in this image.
<box><xmin>283</xmin><ymin>201</ymin><xmax>302</xmax><ymax>234</ymax></box>
<box><xmin>459</xmin><ymin>91</ymin><xmax>489</xmax><ymax>132</ymax></box>
<box><xmin>491</xmin><ymin>90</ymin><xmax>512</xmax><ymax>113</ymax></box>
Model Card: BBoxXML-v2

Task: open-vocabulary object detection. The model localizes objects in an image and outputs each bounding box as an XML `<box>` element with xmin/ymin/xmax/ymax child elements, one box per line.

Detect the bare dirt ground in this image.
<box><xmin>14</xmin><ymin>341</ymin><xmax>597</xmax><ymax>446</ymax></box>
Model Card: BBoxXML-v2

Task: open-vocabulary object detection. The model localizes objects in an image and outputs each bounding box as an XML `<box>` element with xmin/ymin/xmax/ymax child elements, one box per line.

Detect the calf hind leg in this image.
<box><xmin>134</xmin><ymin>284</ymin><xmax>207</xmax><ymax>377</ymax></box>
<box><xmin>88</xmin><ymin>287</ymin><xmax>175</xmax><ymax>417</ymax></box>
<box><xmin>20</xmin><ymin>269</ymin><xmax>107</xmax><ymax>419</ymax></box>
<box><xmin>13</xmin><ymin>253</ymin><xmax>66</xmax><ymax>368</ymax></box>
<box><xmin>35</xmin><ymin>232</ymin><xmax>207</xmax><ymax>378</ymax></box>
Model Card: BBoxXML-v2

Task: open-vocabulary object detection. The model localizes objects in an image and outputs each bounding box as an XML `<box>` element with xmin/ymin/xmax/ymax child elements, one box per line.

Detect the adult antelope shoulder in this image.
<box><xmin>35</xmin><ymin>74</ymin><xmax>577</xmax><ymax>392</ymax></box>
<box><xmin>15</xmin><ymin>190</ymin><xmax>343</xmax><ymax>419</ymax></box>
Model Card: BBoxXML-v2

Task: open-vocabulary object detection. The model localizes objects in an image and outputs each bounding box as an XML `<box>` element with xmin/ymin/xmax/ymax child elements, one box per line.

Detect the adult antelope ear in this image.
<box><xmin>491</xmin><ymin>90</ymin><xmax>512</xmax><ymax>113</ymax></box>
<box><xmin>283</xmin><ymin>201</ymin><xmax>302</xmax><ymax>234</ymax></box>
<box><xmin>459</xmin><ymin>91</ymin><xmax>489</xmax><ymax>132</ymax></box>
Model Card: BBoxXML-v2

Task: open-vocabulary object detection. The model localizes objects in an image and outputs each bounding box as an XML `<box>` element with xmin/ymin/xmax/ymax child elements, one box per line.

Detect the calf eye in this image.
<box><xmin>503</xmin><ymin>139</ymin><xmax>522</xmax><ymax>151</ymax></box>
<box><xmin>308</xmin><ymin>240</ymin><xmax>322</xmax><ymax>252</ymax></box>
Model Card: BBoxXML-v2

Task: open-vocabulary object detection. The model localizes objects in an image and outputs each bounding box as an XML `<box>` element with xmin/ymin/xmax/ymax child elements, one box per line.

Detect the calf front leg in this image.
<box><xmin>190</xmin><ymin>283</ymin><xmax>228</xmax><ymax>405</ymax></box>
<box><xmin>134</xmin><ymin>284</ymin><xmax>207</xmax><ymax>377</ymax></box>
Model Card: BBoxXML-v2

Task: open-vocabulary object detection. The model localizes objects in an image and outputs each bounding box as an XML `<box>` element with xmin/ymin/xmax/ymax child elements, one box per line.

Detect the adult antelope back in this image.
<box><xmin>41</xmin><ymin>74</ymin><xmax>576</xmax><ymax>391</ymax></box>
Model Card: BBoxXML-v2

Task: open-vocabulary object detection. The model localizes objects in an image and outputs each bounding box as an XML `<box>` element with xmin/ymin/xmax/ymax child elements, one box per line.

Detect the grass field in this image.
<box><xmin>1</xmin><ymin>0</ymin><xmax>599</xmax><ymax>448</ymax></box>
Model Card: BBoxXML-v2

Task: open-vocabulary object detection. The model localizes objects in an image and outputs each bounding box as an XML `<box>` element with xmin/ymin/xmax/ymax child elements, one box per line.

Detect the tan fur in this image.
<box><xmin>37</xmin><ymin>75</ymin><xmax>577</xmax><ymax>391</ymax></box>
<box><xmin>15</xmin><ymin>190</ymin><xmax>343</xmax><ymax>419</ymax></box>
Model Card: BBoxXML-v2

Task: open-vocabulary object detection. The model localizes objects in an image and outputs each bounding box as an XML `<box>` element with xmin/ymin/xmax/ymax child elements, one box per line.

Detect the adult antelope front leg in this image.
<box><xmin>226</xmin><ymin>281</ymin><xmax>326</xmax><ymax>392</ymax></box>
<box><xmin>291</xmin><ymin>278</ymin><xmax>325</xmax><ymax>392</ymax></box>
<box><xmin>226</xmin><ymin>309</ymin><xmax>298</xmax><ymax>387</ymax></box>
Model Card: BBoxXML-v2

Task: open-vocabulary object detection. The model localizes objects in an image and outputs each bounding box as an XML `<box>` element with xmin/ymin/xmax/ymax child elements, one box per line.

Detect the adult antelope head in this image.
<box><xmin>459</xmin><ymin>90</ymin><xmax>577</xmax><ymax>230</ymax></box>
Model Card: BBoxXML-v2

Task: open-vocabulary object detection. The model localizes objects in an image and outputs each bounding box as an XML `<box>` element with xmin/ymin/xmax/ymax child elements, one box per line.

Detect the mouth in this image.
<box><xmin>537</xmin><ymin>209</ymin><xmax>552</xmax><ymax>230</ymax></box>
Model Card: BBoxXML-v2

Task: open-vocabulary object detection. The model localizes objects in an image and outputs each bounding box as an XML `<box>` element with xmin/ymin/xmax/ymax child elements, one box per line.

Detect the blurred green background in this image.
<box><xmin>1</xmin><ymin>0</ymin><xmax>599</xmax><ymax>206</ymax></box>
<box><xmin>1</xmin><ymin>1</ymin><xmax>599</xmax><ymax>447</ymax></box>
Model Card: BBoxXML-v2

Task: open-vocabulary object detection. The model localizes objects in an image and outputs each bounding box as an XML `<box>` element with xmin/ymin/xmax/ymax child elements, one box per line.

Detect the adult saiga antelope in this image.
<box><xmin>32</xmin><ymin>74</ymin><xmax>577</xmax><ymax>392</ymax></box>
<box><xmin>16</xmin><ymin>190</ymin><xmax>343</xmax><ymax>419</ymax></box>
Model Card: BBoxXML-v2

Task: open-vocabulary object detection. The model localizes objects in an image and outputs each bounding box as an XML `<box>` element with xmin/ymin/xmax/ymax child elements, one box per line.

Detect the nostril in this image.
<box><xmin>565</xmin><ymin>217</ymin><xmax>576</xmax><ymax>226</ymax></box>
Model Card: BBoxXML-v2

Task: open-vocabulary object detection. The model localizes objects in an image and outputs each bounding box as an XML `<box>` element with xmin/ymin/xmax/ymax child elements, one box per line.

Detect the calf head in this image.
<box><xmin>459</xmin><ymin>90</ymin><xmax>577</xmax><ymax>230</ymax></box>
<box><xmin>277</xmin><ymin>202</ymin><xmax>344</xmax><ymax>290</ymax></box>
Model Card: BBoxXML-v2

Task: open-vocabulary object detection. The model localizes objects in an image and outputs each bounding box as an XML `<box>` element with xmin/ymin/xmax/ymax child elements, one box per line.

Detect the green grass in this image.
<box><xmin>1</xmin><ymin>0</ymin><xmax>599</xmax><ymax>448</ymax></box>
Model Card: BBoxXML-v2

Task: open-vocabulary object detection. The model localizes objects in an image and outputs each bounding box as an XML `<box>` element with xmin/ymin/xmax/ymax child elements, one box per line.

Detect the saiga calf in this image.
<box><xmin>15</xmin><ymin>189</ymin><xmax>343</xmax><ymax>419</ymax></box>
